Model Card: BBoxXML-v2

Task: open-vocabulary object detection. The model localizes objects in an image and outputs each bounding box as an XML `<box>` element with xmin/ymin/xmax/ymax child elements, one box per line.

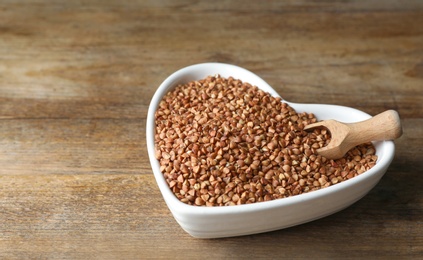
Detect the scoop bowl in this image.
<box><xmin>146</xmin><ymin>63</ymin><xmax>396</xmax><ymax>238</ymax></box>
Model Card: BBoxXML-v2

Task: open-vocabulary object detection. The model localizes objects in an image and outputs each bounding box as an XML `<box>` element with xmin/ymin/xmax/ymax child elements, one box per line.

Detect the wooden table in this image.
<box><xmin>1</xmin><ymin>1</ymin><xmax>422</xmax><ymax>258</ymax></box>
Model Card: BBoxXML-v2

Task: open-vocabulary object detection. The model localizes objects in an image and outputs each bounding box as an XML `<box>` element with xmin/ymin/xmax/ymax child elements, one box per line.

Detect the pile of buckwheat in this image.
<box><xmin>154</xmin><ymin>75</ymin><xmax>377</xmax><ymax>206</ymax></box>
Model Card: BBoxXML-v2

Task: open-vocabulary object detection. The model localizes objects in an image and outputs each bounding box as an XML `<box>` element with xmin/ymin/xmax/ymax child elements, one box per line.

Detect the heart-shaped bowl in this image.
<box><xmin>146</xmin><ymin>63</ymin><xmax>395</xmax><ymax>238</ymax></box>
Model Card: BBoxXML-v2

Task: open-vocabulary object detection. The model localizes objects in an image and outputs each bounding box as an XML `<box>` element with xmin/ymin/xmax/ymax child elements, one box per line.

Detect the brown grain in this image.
<box><xmin>154</xmin><ymin>75</ymin><xmax>377</xmax><ymax>206</ymax></box>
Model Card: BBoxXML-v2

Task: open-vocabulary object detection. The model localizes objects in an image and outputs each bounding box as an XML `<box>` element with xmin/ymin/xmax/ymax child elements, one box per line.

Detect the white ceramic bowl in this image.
<box><xmin>146</xmin><ymin>63</ymin><xmax>395</xmax><ymax>238</ymax></box>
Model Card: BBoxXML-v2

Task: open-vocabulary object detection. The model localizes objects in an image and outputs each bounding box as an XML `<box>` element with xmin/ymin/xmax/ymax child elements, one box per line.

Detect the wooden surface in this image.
<box><xmin>1</xmin><ymin>1</ymin><xmax>422</xmax><ymax>259</ymax></box>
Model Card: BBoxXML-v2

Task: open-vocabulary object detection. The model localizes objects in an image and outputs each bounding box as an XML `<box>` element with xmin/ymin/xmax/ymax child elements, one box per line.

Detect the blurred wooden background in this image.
<box><xmin>0</xmin><ymin>0</ymin><xmax>422</xmax><ymax>259</ymax></box>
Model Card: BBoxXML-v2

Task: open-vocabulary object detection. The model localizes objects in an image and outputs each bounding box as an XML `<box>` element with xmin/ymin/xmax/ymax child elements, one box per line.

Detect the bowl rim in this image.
<box><xmin>146</xmin><ymin>62</ymin><xmax>395</xmax><ymax>216</ymax></box>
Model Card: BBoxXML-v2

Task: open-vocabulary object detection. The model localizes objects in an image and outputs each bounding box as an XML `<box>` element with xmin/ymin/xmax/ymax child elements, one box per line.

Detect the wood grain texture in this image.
<box><xmin>0</xmin><ymin>0</ymin><xmax>422</xmax><ymax>259</ymax></box>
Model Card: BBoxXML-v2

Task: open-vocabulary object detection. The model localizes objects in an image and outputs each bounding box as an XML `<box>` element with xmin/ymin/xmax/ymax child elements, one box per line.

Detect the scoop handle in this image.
<box><xmin>348</xmin><ymin>110</ymin><xmax>403</xmax><ymax>144</ymax></box>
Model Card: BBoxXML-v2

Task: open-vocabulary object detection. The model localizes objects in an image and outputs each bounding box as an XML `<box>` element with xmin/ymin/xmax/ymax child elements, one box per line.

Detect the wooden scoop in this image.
<box><xmin>304</xmin><ymin>110</ymin><xmax>402</xmax><ymax>160</ymax></box>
